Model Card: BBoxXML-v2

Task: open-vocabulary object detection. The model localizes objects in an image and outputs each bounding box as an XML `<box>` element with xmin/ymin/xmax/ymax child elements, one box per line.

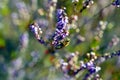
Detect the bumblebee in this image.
<box><xmin>54</xmin><ymin>38</ymin><xmax>70</xmax><ymax>49</ymax></box>
<box><xmin>44</xmin><ymin>38</ymin><xmax>70</xmax><ymax>55</ymax></box>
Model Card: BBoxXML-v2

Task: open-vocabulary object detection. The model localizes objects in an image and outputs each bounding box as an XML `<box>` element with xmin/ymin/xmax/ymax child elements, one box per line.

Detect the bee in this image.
<box><xmin>54</xmin><ymin>38</ymin><xmax>70</xmax><ymax>49</ymax></box>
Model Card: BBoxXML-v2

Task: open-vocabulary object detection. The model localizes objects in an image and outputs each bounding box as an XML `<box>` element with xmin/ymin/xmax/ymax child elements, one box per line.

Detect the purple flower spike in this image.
<box><xmin>19</xmin><ymin>32</ymin><xmax>29</xmax><ymax>48</ymax></box>
<box><xmin>56</xmin><ymin>9</ymin><xmax>64</xmax><ymax>19</ymax></box>
<box><xmin>52</xmin><ymin>9</ymin><xmax>69</xmax><ymax>46</ymax></box>
<box><xmin>112</xmin><ymin>0</ymin><xmax>120</xmax><ymax>7</ymax></box>
<box><xmin>56</xmin><ymin>11</ymin><xmax>68</xmax><ymax>30</ymax></box>
<box><xmin>29</xmin><ymin>23</ymin><xmax>47</xmax><ymax>45</ymax></box>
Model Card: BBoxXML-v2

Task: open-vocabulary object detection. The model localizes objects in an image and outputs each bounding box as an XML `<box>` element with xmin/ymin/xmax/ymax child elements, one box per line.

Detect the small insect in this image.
<box><xmin>54</xmin><ymin>38</ymin><xmax>70</xmax><ymax>49</ymax></box>
<box><xmin>112</xmin><ymin>0</ymin><xmax>120</xmax><ymax>7</ymax></box>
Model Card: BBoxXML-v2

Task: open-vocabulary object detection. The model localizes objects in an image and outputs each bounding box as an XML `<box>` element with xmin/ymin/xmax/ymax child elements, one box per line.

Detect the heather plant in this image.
<box><xmin>0</xmin><ymin>0</ymin><xmax>120</xmax><ymax>80</ymax></box>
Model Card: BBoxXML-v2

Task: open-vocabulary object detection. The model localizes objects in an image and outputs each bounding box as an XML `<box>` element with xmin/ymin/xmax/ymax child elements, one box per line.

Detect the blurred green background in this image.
<box><xmin>0</xmin><ymin>0</ymin><xmax>120</xmax><ymax>80</ymax></box>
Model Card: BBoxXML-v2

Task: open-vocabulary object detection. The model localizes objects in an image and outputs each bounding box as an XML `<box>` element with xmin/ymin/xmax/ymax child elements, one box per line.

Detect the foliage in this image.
<box><xmin>0</xmin><ymin>0</ymin><xmax>120</xmax><ymax>80</ymax></box>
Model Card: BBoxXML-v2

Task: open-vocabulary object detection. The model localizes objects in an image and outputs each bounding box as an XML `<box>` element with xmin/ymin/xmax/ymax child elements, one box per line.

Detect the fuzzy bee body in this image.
<box><xmin>54</xmin><ymin>38</ymin><xmax>70</xmax><ymax>49</ymax></box>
